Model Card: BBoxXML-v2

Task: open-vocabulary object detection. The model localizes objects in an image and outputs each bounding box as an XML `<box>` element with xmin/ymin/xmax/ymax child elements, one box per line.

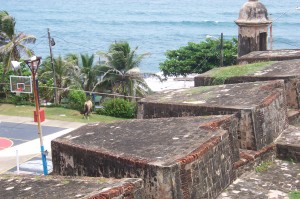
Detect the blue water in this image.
<box><xmin>2</xmin><ymin>0</ymin><xmax>300</xmax><ymax>72</ymax></box>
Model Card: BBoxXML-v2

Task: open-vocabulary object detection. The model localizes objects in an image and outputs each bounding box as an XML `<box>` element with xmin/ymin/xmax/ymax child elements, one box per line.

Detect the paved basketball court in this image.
<box><xmin>0</xmin><ymin>115</ymin><xmax>84</xmax><ymax>174</ymax></box>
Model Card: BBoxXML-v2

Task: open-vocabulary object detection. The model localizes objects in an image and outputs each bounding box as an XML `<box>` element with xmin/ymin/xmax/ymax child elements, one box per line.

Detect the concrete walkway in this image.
<box><xmin>0</xmin><ymin>115</ymin><xmax>85</xmax><ymax>174</ymax></box>
<box><xmin>0</xmin><ymin>115</ymin><xmax>84</xmax><ymax>129</ymax></box>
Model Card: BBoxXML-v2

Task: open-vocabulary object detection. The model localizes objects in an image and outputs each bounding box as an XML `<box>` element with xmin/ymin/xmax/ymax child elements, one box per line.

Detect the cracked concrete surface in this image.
<box><xmin>218</xmin><ymin>159</ymin><xmax>300</xmax><ymax>199</ymax></box>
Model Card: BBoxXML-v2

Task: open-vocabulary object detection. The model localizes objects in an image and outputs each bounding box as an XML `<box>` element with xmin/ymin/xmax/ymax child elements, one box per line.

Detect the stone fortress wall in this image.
<box><xmin>51</xmin><ymin>74</ymin><xmax>297</xmax><ymax>198</ymax></box>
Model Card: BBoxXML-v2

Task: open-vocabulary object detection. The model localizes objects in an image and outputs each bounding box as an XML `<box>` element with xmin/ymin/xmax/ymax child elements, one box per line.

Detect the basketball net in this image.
<box><xmin>16</xmin><ymin>87</ymin><xmax>23</xmax><ymax>96</ymax></box>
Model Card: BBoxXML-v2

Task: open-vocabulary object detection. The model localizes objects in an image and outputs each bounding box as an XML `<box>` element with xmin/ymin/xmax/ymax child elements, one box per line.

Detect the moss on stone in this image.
<box><xmin>289</xmin><ymin>191</ymin><xmax>300</xmax><ymax>199</ymax></box>
<box><xmin>207</xmin><ymin>62</ymin><xmax>273</xmax><ymax>85</ymax></box>
<box><xmin>255</xmin><ymin>160</ymin><xmax>273</xmax><ymax>172</ymax></box>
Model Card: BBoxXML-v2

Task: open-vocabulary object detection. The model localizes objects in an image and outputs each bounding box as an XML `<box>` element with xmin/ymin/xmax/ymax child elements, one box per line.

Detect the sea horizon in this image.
<box><xmin>2</xmin><ymin>0</ymin><xmax>300</xmax><ymax>73</ymax></box>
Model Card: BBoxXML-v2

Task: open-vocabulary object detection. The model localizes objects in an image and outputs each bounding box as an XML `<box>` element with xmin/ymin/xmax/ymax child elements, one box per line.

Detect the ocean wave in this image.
<box><xmin>93</xmin><ymin>20</ymin><xmax>232</xmax><ymax>26</ymax></box>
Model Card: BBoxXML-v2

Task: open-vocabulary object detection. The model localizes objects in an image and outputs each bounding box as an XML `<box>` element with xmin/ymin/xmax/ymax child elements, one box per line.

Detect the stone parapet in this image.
<box><xmin>0</xmin><ymin>175</ymin><xmax>144</xmax><ymax>199</ymax></box>
<box><xmin>194</xmin><ymin>59</ymin><xmax>300</xmax><ymax>109</ymax></box>
<box><xmin>138</xmin><ymin>81</ymin><xmax>288</xmax><ymax>150</ymax></box>
<box><xmin>276</xmin><ymin>125</ymin><xmax>300</xmax><ymax>162</ymax></box>
<box><xmin>52</xmin><ymin>115</ymin><xmax>239</xmax><ymax>198</ymax></box>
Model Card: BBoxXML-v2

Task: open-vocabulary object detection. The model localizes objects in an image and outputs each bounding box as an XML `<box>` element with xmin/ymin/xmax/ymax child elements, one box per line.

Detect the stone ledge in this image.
<box><xmin>0</xmin><ymin>174</ymin><xmax>144</xmax><ymax>199</ymax></box>
<box><xmin>194</xmin><ymin>59</ymin><xmax>300</xmax><ymax>109</ymax></box>
<box><xmin>237</xmin><ymin>49</ymin><xmax>300</xmax><ymax>64</ymax></box>
<box><xmin>233</xmin><ymin>144</ymin><xmax>276</xmax><ymax>178</ymax></box>
<box><xmin>51</xmin><ymin>115</ymin><xmax>239</xmax><ymax>198</ymax></box>
<box><xmin>138</xmin><ymin>80</ymin><xmax>288</xmax><ymax>150</ymax></box>
<box><xmin>218</xmin><ymin>159</ymin><xmax>300</xmax><ymax>199</ymax></box>
<box><xmin>276</xmin><ymin>125</ymin><xmax>300</xmax><ymax>162</ymax></box>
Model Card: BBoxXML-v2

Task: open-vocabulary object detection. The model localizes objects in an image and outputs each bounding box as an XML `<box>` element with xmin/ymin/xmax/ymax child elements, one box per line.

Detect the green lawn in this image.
<box><xmin>0</xmin><ymin>103</ymin><xmax>125</xmax><ymax>123</ymax></box>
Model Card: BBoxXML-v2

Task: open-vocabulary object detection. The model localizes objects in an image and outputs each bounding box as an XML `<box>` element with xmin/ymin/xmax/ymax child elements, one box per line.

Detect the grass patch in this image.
<box><xmin>255</xmin><ymin>160</ymin><xmax>273</xmax><ymax>172</ymax></box>
<box><xmin>289</xmin><ymin>191</ymin><xmax>300</xmax><ymax>199</ymax></box>
<box><xmin>0</xmin><ymin>103</ymin><xmax>124</xmax><ymax>123</ymax></box>
<box><xmin>207</xmin><ymin>61</ymin><xmax>273</xmax><ymax>85</ymax></box>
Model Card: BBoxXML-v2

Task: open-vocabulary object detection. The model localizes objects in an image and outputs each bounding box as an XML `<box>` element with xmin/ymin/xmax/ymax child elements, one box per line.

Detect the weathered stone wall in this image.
<box><xmin>138</xmin><ymin>82</ymin><xmax>288</xmax><ymax>151</ymax></box>
<box><xmin>194</xmin><ymin>76</ymin><xmax>300</xmax><ymax>109</ymax></box>
<box><xmin>237</xmin><ymin>25</ymin><xmax>269</xmax><ymax>57</ymax></box>
<box><xmin>233</xmin><ymin>144</ymin><xmax>276</xmax><ymax>178</ymax></box>
<box><xmin>52</xmin><ymin>126</ymin><xmax>235</xmax><ymax>199</ymax></box>
<box><xmin>276</xmin><ymin>125</ymin><xmax>300</xmax><ymax>162</ymax></box>
<box><xmin>206</xmin><ymin>77</ymin><xmax>299</xmax><ymax>110</ymax></box>
<box><xmin>172</xmin><ymin>134</ymin><xmax>234</xmax><ymax>199</ymax></box>
<box><xmin>0</xmin><ymin>175</ymin><xmax>144</xmax><ymax>199</ymax></box>
<box><xmin>253</xmin><ymin>90</ymin><xmax>288</xmax><ymax>149</ymax></box>
<box><xmin>237</xmin><ymin>49</ymin><xmax>300</xmax><ymax>64</ymax></box>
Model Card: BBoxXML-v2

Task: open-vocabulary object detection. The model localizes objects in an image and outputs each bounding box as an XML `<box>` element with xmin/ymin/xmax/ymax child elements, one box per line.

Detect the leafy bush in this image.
<box><xmin>160</xmin><ymin>38</ymin><xmax>237</xmax><ymax>76</ymax></box>
<box><xmin>67</xmin><ymin>90</ymin><xmax>86</xmax><ymax>111</ymax></box>
<box><xmin>8</xmin><ymin>93</ymin><xmax>34</xmax><ymax>105</ymax></box>
<box><xmin>96</xmin><ymin>98</ymin><xmax>136</xmax><ymax>118</ymax></box>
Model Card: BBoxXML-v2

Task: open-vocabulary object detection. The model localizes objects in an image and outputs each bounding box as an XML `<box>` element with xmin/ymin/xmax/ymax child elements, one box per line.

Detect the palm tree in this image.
<box><xmin>79</xmin><ymin>53</ymin><xmax>99</xmax><ymax>91</ymax></box>
<box><xmin>0</xmin><ymin>11</ymin><xmax>36</xmax><ymax>89</ymax></box>
<box><xmin>65</xmin><ymin>53</ymin><xmax>102</xmax><ymax>92</ymax></box>
<box><xmin>39</xmin><ymin>55</ymin><xmax>81</xmax><ymax>102</ymax></box>
<box><xmin>97</xmin><ymin>41</ymin><xmax>157</xmax><ymax>99</ymax></box>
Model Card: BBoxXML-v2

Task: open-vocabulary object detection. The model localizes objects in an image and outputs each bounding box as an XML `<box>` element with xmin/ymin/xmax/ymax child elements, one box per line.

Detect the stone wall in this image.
<box><xmin>195</xmin><ymin>77</ymin><xmax>300</xmax><ymax>109</ymax></box>
<box><xmin>276</xmin><ymin>125</ymin><xmax>300</xmax><ymax>162</ymax></box>
<box><xmin>52</xmin><ymin>116</ymin><xmax>239</xmax><ymax>199</ymax></box>
<box><xmin>194</xmin><ymin>75</ymin><xmax>300</xmax><ymax>109</ymax></box>
<box><xmin>138</xmin><ymin>84</ymin><xmax>288</xmax><ymax>150</ymax></box>
<box><xmin>0</xmin><ymin>175</ymin><xmax>144</xmax><ymax>199</ymax></box>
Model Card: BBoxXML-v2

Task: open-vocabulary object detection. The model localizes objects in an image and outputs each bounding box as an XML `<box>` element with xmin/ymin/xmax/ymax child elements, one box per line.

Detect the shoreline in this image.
<box><xmin>145</xmin><ymin>73</ymin><xmax>196</xmax><ymax>92</ymax></box>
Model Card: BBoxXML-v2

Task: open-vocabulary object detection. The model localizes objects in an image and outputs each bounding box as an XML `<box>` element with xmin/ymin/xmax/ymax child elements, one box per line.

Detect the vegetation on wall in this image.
<box><xmin>207</xmin><ymin>61</ymin><xmax>273</xmax><ymax>85</ymax></box>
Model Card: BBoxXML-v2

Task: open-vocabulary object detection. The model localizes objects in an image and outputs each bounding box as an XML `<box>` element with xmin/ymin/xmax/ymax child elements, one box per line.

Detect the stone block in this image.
<box><xmin>52</xmin><ymin>115</ymin><xmax>238</xmax><ymax>199</ymax></box>
<box><xmin>194</xmin><ymin>59</ymin><xmax>300</xmax><ymax>109</ymax></box>
<box><xmin>276</xmin><ymin>125</ymin><xmax>300</xmax><ymax>162</ymax></box>
<box><xmin>138</xmin><ymin>80</ymin><xmax>288</xmax><ymax>150</ymax></box>
<box><xmin>0</xmin><ymin>175</ymin><xmax>144</xmax><ymax>199</ymax></box>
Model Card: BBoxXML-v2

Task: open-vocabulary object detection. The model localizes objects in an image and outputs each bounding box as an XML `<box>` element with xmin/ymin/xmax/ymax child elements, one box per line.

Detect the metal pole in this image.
<box><xmin>36</xmin><ymin>78</ymin><xmax>41</xmax><ymax>109</ymax></box>
<box><xmin>32</xmin><ymin>64</ymin><xmax>48</xmax><ymax>175</ymax></box>
<box><xmin>16</xmin><ymin>150</ymin><xmax>19</xmax><ymax>174</ymax></box>
<box><xmin>270</xmin><ymin>24</ymin><xmax>273</xmax><ymax>50</ymax></box>
<box><xmin>220</xmin><ymin>33</ymin><xmax>224</xmax><ymax>67</ymax></box>
<box><xmin>47</xmin><ymin>28</ymin><xmax>58</xmax><ymax>104</ymax></box>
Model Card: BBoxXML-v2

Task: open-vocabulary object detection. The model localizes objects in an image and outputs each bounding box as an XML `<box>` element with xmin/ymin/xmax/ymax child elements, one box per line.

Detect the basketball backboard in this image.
<box><xmin>10</xmin><ymin>75</ymin><xmax>32</xmax><ymax>93</ymax></box>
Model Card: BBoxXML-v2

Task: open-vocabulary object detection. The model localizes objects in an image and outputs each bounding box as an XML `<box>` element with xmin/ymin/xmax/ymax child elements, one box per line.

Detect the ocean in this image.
<box><xmin>2</xmin><ymin>0</ymin><xmax>300</xmax><ymax>73</ymax></box>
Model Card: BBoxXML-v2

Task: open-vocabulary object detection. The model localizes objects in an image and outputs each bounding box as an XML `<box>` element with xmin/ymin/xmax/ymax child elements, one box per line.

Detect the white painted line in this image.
<box><xmin>0</xmin><ymin>128</ymin><xmax>74</xmax><ymax>157</ymax></box>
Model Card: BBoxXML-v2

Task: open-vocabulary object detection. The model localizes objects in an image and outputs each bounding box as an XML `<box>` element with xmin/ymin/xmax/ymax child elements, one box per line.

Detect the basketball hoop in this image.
<box><xmin>9</xmin><ymin>75</ymin><xmax>32</xmax><ymax>95</ymax></box>
<box><xmin>16</xmin><ymin>88</ymin><xmax>23</xmax><ymax>96</ymax></box>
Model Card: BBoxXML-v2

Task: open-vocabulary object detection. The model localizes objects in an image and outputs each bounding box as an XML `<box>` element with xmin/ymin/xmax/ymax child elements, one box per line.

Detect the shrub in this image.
<box><xmin>8</xmin><ymin>93</ymin><xmax>34</xmax><ymax>105</ymax></box>
<box><xmin>160</xmin><ymin>38</ymin><xmax>237</xmax><ymax>76</ymax></box>
<box><xmin>67</xmin><ymin>90</ymin><xmax>86</xmax><ymax>111</ymax></box>
<box><xmin>96</xmin><ymin>98</ymin><xmax>136</xmax><ymax>118</ymax></box>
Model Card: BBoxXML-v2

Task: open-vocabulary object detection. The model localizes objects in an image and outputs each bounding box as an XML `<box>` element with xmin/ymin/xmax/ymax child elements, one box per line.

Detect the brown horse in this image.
<box><xmin>83</xmin><ymin>100</ymin><xmax>93</xmax><ymax>119</ymax></box>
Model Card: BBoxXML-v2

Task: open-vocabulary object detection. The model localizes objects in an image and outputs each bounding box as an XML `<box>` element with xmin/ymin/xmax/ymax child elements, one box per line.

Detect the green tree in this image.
<box><xmin>65</xmin><ymin>53</ymin><xmax>103</xmax><ymax>92</ymax></box>
<box><xmin>0</xmin><ymin>11</ymin><xmax>35</xmax><ymax>71</ymax></box>
<box><xmin>97</xmin><ymin>41</ymin><xmax>155</xmax><ymax>99</ymax></box>
<box><xmin>159</xmin><ymin>38</ymin><xmax>237</xmax><ymax>76</ymax></box>
<box><xmin>39</xmin><ymin>55</ymin><xmax>81</xmax><ymax>102</ymax></box>
<box><xmin>0</xmin><ymin>11</ymin><xmax>36</xmax><ymax>89</ymax></box>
